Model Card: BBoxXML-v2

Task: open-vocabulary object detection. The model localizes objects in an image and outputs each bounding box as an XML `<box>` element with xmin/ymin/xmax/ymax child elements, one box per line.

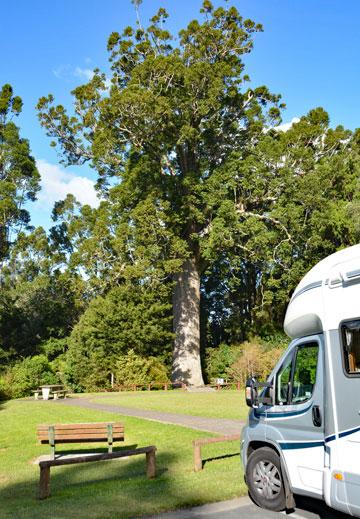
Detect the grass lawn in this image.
<box><xmin>0</xmin><ymin>399</ymin><xmax>246</xmax><ymax>518</ymax></box>
<box><xmin>88</xmin><ymin>390</ymin><xmax>249</xmax><ymax>420</ymax></box>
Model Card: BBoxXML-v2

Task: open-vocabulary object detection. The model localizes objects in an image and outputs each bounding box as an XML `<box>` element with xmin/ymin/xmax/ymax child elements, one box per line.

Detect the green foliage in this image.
<box><xmin>205</xmin><ymin>344</ymin><xmax>240</xmax><ymax>381</ymax></box>
<box><xmin>65</xmin><ymin>284</ymin><xmax>173</xmax><ymax>391</ymax></box>
<box><xmin>205</xmin><ymin>337</ymin><xmax>288</xmax><ymax>384</ymax></box>
<box><xmin>0</xmin><ymin>84</ymin><xmax>39</xmax><ymax>261</ymax></box>
<box><xmin>3</xmin><ymin>354</ymin><xmax>59</xmax><ymax>398</ymax></box>
<box><xmin>115</xmin><ymin>349</ymin><xmax>169</xmax><ymax>386</ymax></box>
<box><xmin>0</xmin><ymin>273</ymin><xmax>85</xmax><ymax>364</ymax></box>
<box><xmin>40</xmin><ymin>337</ymin><xmax>68</xmax><ymax>361</ymax></box>
<box><xmin>227</xmin><ymin>340</ymin><xmax>285</xmax><ymax>385</ymax></box>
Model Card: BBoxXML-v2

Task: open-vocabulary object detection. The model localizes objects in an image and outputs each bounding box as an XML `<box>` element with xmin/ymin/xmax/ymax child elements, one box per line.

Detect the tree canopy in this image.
<box><xmin>0</xmin><ymin>84</ymin><xmax>39</xmax><ymax>262</ymax></box>
<box><xmin>1</xmin><ymin>3</ymin><xmax>360</xmax><ymax>396</ymax></box>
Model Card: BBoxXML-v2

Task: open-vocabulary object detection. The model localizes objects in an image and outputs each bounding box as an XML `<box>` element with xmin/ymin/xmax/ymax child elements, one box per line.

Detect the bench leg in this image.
<box><xmin>39</xmin><ymin>465</ymin><xmax>51</xmax><ymax>499</ymax></box>
<box><xmin>146</xmin><ymin>449</ymin><xmax>156</xmax><ymax>478</ymax></box>
<box><xmin>194</xmin><ymin>444</ymin><xmax>202</xmax><ymax>472</ymax></box>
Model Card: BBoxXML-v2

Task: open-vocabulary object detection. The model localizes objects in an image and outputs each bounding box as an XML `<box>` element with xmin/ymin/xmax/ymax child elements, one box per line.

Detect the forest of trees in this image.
<box><xmin>1</xmin><ymin>2</ymin><xmax>360</xmax><ymax>397</ymax></box>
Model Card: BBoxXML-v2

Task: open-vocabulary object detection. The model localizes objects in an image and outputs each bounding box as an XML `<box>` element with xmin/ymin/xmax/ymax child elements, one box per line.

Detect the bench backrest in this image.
<box><xmin>37</xmin><ymin>422</ymin><xmax>124</xmax><ymax>444</ymax></box>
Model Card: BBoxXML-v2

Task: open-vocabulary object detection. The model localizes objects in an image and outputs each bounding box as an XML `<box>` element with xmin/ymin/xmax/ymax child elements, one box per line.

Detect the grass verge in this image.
<box><xmin>0</xmin><ymin>399</ymin><xmax>246</xmax><ymax>518</ymax></box>
<box><xmin>88</xmin><ymin>390</ymin><xmax>249</xmax><ymax>420</ymax></box>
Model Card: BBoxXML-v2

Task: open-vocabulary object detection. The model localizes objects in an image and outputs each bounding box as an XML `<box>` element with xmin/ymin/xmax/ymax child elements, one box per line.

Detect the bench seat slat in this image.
<box><xmin>38</xmin><ymin>432</ymin><xmax>124</xmax><ymax>441</ymax></box>
<box><xmin>37</xmin><ymin>428</ymin><xmax>123</xmax><ymax>437</ymax></box>
<box><xmin>37</xmin><ymin>422</ymin><xmax>122</xmax><ymax>430</ymax></box>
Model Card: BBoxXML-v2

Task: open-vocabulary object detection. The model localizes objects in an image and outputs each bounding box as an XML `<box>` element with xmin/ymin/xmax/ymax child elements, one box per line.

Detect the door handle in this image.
<box><xmin>312</xmin><ymin>405</ymin><xmax>322</xmax><ymax>427</ymax></box>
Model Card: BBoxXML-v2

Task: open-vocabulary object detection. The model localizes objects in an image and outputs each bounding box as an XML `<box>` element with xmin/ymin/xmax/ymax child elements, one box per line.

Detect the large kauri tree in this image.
<box><xmin>37</xmin><ymin>2</ymin><xmax>283</xmax><ymax>385</ymax></box>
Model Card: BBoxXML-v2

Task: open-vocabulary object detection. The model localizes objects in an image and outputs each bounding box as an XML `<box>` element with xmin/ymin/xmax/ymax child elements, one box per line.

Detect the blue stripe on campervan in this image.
<box><xmin>254</xmin><ymin>403</ymin><xmax>313</xmax><ymax>419</ymax></box>
<box><xmin>325</xmin><ymin>434</ymin><xmax>336</xmax><ymax>443</ymax></box>
<box><xmin>325</xmin><ymin>425</ymin><xmax>360</xmax><ymax>444</ymax></box>
<box><xmin>279</xmin><ymin>441</ymin><xmax>324</xmax><ymax>450</ymax></box>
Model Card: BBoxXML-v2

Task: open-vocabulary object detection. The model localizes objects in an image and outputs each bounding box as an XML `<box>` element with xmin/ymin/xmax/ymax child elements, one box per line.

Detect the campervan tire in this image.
<box><xmin>246</xmin><ymin>447</ymin><xmax>286</xmax><ymax>512</ymax></box>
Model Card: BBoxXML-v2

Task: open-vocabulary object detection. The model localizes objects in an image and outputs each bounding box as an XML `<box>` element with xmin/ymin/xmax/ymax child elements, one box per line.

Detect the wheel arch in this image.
<box><xmin>247</xmin><ymin>440</ymin><xmax>280</xmax><ymax>460</ymax></box>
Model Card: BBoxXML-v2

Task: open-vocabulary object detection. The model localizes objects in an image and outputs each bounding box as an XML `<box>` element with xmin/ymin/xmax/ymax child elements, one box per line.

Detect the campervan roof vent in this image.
<box><xmin>328</xmin><ymin>271</ymin><xmax>342</xmax><ymax>288</ymax></box>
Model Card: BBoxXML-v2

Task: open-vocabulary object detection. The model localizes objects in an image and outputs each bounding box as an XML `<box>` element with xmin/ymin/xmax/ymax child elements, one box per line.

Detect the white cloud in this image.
<box><xmin>74</xmin><ymin>67</ymin><xmax>95</xmax><ymax>81</ymax></box>
<box><xmin>53</xmin><ymin>64</ymin><xmax>73</xmax><ymax>81</ymax></box>
<box><xmin>54</xmin><ymin>64</ymin><xmax>111</xmax><ymax>90</ymax></box>
<box><xmin>275</xmin><ymin>117</ymin><xmax>300</xmax><ymax>132</ymax></box>
<box><xmin>36</xmin><ymin>159</ymin><xmax>100</xmax><ymax>208</ymax></box>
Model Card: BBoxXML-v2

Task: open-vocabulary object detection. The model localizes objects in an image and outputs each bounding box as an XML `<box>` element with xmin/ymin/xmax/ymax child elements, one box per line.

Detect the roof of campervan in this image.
<box><xmin>284</xmin><ymin>244</ymin><xmax>360</xmax><ymax>339</ymax></box>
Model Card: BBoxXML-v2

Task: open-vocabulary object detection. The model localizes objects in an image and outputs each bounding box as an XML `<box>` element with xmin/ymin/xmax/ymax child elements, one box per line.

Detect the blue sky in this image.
<box><xmin>2</xmin><ymin>0</ymin><xmax>360</xmax><ymax>229</ymax></box>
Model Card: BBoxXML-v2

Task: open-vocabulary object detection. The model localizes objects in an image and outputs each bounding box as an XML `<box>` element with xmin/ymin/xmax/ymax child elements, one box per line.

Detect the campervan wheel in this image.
<box><xmin>246</xmin><ymin>447</ymin><xmax>286</xmax><ymax>512</ymax></box>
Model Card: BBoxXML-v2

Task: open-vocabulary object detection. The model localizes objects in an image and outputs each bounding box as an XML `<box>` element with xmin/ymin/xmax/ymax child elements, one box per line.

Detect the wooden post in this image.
<box><xmin>237</xmin><ymin>381</ymin><xmax>240</xmax><ymax>391</ymax></box>
<box><xmin>148</xmin><ymin>383</ymin><xmax>151</xmax><ymax>391</ymax></box>
<box><xmin>107</xmin><ymin>424</ymin><xmax>113</xmax><ymax>453</ymax></box>
<box><xmin>193</xmin><ymin>442</ymin><xmax>202</xmax><ymax>472</ymax></box>
<box><xmin>111</xmin><ymin>372</ymin><xmax>114</xmax><ymax>388</ymax></box>
<box><xmin>39</xmin><ymin>465</ymin><xmax>51</xmax><ymax>499</ymax></box>
<box><xmin>164</xmin><ymin>383</ymin><xmax>168</xmax><ymax>391</ymax></box>
<box><xmin>146</xmin><ymin>449</ymin><xmax>156</xmax><ymax>478</ymax></box>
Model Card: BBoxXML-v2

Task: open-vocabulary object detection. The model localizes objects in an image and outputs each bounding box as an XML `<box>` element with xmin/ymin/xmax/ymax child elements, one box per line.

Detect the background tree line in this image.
<box><xmin>1</xmin><ymin>2</ymin><xmax>360</xmax><ymax>397</ymax></box>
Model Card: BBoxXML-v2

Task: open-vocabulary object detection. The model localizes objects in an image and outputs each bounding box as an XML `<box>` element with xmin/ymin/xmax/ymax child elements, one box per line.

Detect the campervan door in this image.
<box><xmin>322</xmin><ymin>267</ymin><xmax>360</xmax><ymax>516</ymax></box>
<box><xmin>263</xmin><ymin>334</ymin><xmax>325</xmax><ymax>496</ymax></box>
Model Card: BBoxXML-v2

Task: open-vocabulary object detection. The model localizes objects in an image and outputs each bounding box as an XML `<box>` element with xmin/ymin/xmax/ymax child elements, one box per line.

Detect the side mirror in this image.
<box><xmin>245</xmin><ymin>377</ymin><xmax>258</xmax><ymax>407</ymax></box>
<box><xmin>245</xmin><ymin>377</ymin><xmax>274</xmax><ymax>408</ymax></box>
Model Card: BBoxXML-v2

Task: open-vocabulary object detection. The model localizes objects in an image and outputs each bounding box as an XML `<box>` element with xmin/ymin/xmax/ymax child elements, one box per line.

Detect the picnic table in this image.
<box><xmin>39</xmin><ymin>385</ymin><xmax>66</xmax><ymax>400</ymax></box>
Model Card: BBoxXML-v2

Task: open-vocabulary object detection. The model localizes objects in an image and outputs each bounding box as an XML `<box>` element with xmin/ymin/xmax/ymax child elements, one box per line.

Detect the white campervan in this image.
<box><xmin>241</xmin><ymin>244</ymin><xmax>360</xmax><ymax>516</ymax></box>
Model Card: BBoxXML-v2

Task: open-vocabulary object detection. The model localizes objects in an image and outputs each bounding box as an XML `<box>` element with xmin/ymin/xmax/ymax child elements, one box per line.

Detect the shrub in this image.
<box><xmin>4</xmin><ymin>354</ymin><xmax>59</xmax><ymax>398</ymax></box>
<box><xmin>227</xmin><ymin>340</ymin><xmax>284</xmax><ymax>385</ymax></box>
<box><xmin>205</xmin><ymin>344</ymin><xmax>241</xmax><ymax>381</ymax></box>
<box><xmin>115</xmin><ymin>349</ymin><xmax>169</xmax><ymax>386</ymax></box>
<box><xmin>0</xmin><ymin>375</ymin><xmax>10</xmax><ymax>401</ymax></box>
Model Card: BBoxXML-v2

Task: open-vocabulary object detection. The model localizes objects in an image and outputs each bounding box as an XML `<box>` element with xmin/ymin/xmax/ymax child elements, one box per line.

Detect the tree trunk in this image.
<box><xmin>172</xmin><ymin>257</ymin><xmax>204</xmax><ymax>386</ymax></box>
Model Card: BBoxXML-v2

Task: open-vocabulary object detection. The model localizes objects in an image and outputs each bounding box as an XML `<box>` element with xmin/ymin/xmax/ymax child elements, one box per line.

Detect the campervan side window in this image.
<box><xmin>341</xmin><ymin>320</ymin><xmax>360</xmax><ymax>374</ymax></box>
<box><xmin>291</xmin><ymin>344</ymin><xmax>318</xmax><ymax>404</ymax></box>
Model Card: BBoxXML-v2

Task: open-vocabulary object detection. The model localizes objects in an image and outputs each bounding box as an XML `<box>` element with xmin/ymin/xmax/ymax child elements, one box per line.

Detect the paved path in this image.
<box><xmin>56</xmin><ymin>397</ymin><xmax>244</xmax><ymax>435</ymax></box>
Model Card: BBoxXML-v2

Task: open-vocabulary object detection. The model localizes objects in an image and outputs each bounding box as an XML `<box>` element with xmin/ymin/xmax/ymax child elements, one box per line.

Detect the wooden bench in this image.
<box><xmin>36</xmin><ymin>422</ymin><xmax>156</xmax><ymax>499</ymax></box>
<box><xmin>52</xmin><ymin>390</ymin><xmax>67</xmax><ymax>400</ymax></box>
<box><xmin>193</xmin><ymin>434</ymin><xmax>241</xmax><ymax>471</ymax></box>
